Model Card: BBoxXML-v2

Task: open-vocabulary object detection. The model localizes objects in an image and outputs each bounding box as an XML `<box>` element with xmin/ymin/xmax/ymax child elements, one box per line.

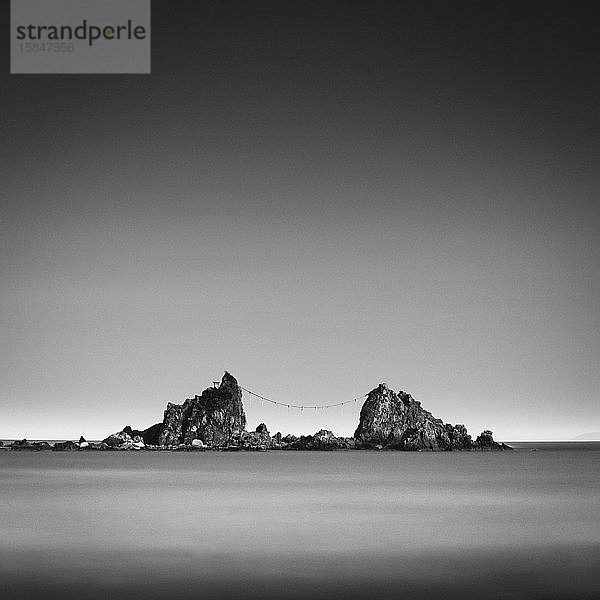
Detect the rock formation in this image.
<box><xmin>125</xmin><ymin>423</ymin><xmax>163</xmax><ymax>446</ymax></box>
<box><xmin>473</xmin><ymin>429</ymin><xmax>510</xmax><ymax>450</ymax></box>
<box><xmin>7</xmin><ymin>372</ymin><xmax>504</xmax><ymax>452</ymax></box>
<box><xmin>52</xmin><ymin>440</ymin><xmax>78</xmax><ymax>451</ymax></box>
<box><xmin>102</xmin><ymin>429</ymin><xmax>145</xmax><ymax>449</ymax></box>
<box><xmin>158</xmin><ymin>371</ymin><xmax>246</xmax><ymax>447</ymax></box>
<box><xmin>235</xmin><ymin>423</ymin><xmax>272</xmax><ymax>449</ymax></box>
<box><xmin>354</xmin><ymin>383</ymin><xmax>474</xmax><ymax>450</ymax></box>
<box><xmin>11</xmin><ymin>439</ymin><xmax>52</xmax><ymax>451</ymax></box>
<box><xmin>288</xmin><ymin>429</ymin><xmax>354</xmax><ymax>450</ymax></box>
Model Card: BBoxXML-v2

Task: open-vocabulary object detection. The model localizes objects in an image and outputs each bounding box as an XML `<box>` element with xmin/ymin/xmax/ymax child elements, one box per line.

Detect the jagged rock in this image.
<box><xmin>444</xmin><ymin>423</ymin><xmax>473</xmax><ymax>450</ymax></box>
<box><xmin>11</xmin><ymin>440</ymin><xmax>52</xmax><ymax>451</ymax></box>
<box><xmin>79</xmin><ymin>436</ymin><xmax>86</xmax><ymax>444</ymax></box>
<box><xmin>53</xmin><ymin>440</ymin><xmax>79</xmax><ymax>451</ymax></box>
<box><xmin>158</xmin><ymin>372</ymin><xmax>246</xmax><ymax>447</ymax></box>
<box><xmin>475</xmin><ymin>429</ymin><xmax>494</xmax><ymax>448</ymax></box>
<box><xmin>474</xmin><ymin>430</ymin><xmax>508</xmax><ymax>450</ymax></box>
<box><xmin>11</xmin><ymin>439</ymin><xmax>30</xmax><ymax>448</ymax></box>
<box><xmin>132</xmin><ymin>423</ymin><xmax>163</xmax><ymax>446</ymax></box>
<box><xmin>288</xmin><ymin>429</ymin><xmax>350</xmax><ymax>450</ymax></box>
<box><xmin>32</xmin><ymin>441</ymin><xmax>53</xmax><ymax>450</ymax></box>
<box><xmin>238</xmin><ymin>423</ymin><xmax>272</xmax><ymax>449</ymax></box>
<box><xmin>271</xmin><ymin>432</ymin><xmax>283</xmax><ymax>449</ymax></box>
<box><xmin>102</xmin><ymin>430</ymin><xmax>134</xmax><ymax>448</ymax></box>
<box><xmin>119</xmin><ymin>424</ymin><xmax>162</xmax><ymax>446</ymax></box>
<box><xmin>131</xmin><ymin>436</ymin><xmax>145</xmax><ymax>449</ymax></box>
<box><xmin>355</xmin><ymin>383</ymin><xmax>473</xmax><ymax>451</ymax></box>
<box><xmin>158</xmin><ymin>404</ymin><xmax>185</xmax><ymax>446</ymax></box>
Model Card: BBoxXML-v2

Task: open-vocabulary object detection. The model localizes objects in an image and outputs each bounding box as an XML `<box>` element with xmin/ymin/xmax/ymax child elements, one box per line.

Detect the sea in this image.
<box><xmin>1</xmin><ymin>443</ymin><xmax>598</xmax><ymax>600</ymax></box>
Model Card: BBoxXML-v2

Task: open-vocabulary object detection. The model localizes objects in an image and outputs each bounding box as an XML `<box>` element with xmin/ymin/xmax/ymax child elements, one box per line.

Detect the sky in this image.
<box><xmin>1</xmin><ymin>2</ymin><xmax>599</xmax><ymax>441</ymax></box>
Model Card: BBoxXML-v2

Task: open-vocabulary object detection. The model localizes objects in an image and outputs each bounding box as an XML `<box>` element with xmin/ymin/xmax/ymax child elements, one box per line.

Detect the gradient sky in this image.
<box><xmin>2</xmin><ymin>2</ymin><xmax>599</xmax><ymax>440</ymax></box>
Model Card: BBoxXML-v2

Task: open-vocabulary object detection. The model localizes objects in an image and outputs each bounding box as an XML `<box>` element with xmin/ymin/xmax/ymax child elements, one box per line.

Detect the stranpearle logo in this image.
<box><xmin>11</xmin><ymin>0</ymin><xmax>150</xmax><ymax>74</ymax></box>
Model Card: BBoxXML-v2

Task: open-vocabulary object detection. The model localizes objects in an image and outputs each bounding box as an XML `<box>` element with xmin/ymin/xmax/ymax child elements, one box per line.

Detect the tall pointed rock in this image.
<box><xmin>158</xmin><ymin>372</ymin><xmax>246</xmax><ymax>447</ymax></box>
<box><xmin>354</xmin><ymin>383</ymin><xmax>472</xmax><ymax>450</ymax></box>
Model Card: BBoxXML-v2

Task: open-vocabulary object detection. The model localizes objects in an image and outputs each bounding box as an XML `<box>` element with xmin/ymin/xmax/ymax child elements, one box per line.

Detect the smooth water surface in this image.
<box><xmin>1</xmin><ymin>447</ymin><xmax>599</xmax><ymax>599</ymax></box>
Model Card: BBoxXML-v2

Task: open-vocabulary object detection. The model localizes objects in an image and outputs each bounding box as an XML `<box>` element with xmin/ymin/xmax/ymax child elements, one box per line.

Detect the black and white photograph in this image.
<box><xmin>2</xmin><ymin>2</ymin><xmax>599</xmax><ymax>599</ymax></box>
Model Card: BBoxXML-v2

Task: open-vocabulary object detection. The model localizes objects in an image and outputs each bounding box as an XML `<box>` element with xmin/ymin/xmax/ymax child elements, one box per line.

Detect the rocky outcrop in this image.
<box><xmin>444</xmin><ymin>423</ymin><xmax>473</xmax><ymax>450</ymax></box>
<box><xmin>288</xmin><ymin>429</ymin><xmax>353</xmax><ymax>450</ymax></box>
<box><xmin>236</xmin><ymin>423</ymin><xmax>273</xmax><ymax>449</ymax></box>
<box><xmin>124</xmin><ymin>423</ymin><xmax>163</xmax><ymax>446</ymax></box>
<box><xmin>103</xmin><ymin>430</ymin><xmax>133</xmax><ymax>447</ymax></box>
<box><xmin>354</xmin><ymin>383</ymin><xmax>477</xmax><ymax>451</ymax></box>
<box><xmin>53</xmin><ymin>440</ymin><xmax>80</xmax><ymax>451</ymax></box>
<box><xmin>84</xmin><ymin>373</ymin><xmax>506</xmax><ymax>452</ymax></box>
<box><xmin>158</xmin><ymin>404</ymin><xmax>185</xmax><ymax>446</ymax></box>
<box><xmin>473</xmin><ymin>430</ymin><xmax>510</xmax><ymax>450</ymax></box>
<box><xmin>158</xmin><ymin>372</ymin><xmax>246</xmax><ymax>447</ymax></box>
<box><xmin>11</xmin><ymin>439</ymin><xmax>52</xmax><ymax>451</ymax></box>
<box><xmin>102</xmin><ymin>429</ymin><xmax>145</xmax><ymax>449</ymax></box>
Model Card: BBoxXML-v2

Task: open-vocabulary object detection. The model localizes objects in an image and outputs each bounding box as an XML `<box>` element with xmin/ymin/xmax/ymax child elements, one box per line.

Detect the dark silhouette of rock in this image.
<box><xmin>236</xmin><ymin>423</ymin><xmax>272</xmax><ymax>449</ymax></box>
<box><xmin>102</xmin><ymin>430</ymin><xmax>144</xmax><ymax>448</ymax></box>
<box><xmin>120</xmin><ymin>423</ymin><xmax>163</xmax><ymax>446</ymax></box>
<box><xmin>474</xmin><ymin>430</ymin><xmax>508</xmax><ymax>450</ymax></box>
<box><xmin>287</xmin><ymin>430</ymin><xmax>351</xmax><ymax>450</ymax></box>
<box><xmin>159</xmin><ymin>403</ymin><xmax>185</xmax><ymax>446</ymax></box>
<box><xmin>158</xmin><ymin>372</ymin><xmax>246</xmax><ymax>447</ymax></box>
<box><xmin>32</xmin><ymin>441</ymin><xmax>52</xmax><ymax>450</ymax></box>
<box><xmin>355</xmin><ymin>383</ymin><xmax>482</xmax><ymax>451</ymax></box>
<box><xmin>102</xmin><ymin>430</ymin><xmax>132</xmax><ymax>447</ymax></box>
<box><xmin>53</xmin><ymin>440</ymin><xmax>79</xmax><ymax>451</ymax></box>
<box><xmin>475</xmin><ymin>429</ymin><xmax>494</xmax><ymax>448</ymax></box>
<box><xmin>9</xmin><ymin>439</ymin><xmax>52</xmax><ymax>450</ymax></box>
<box><xmin>78</xmin><ymin>436</ymin><xmax>86</xmax><ymax>444</ymax></box>
<box><xmin>444</xmin><ymin>423</ymin><xmax>473</xmax><ymax>450</ymax></box>
<box><xmin>135</xmin><ymin>423</ymin><xmax>163</xmax><ymax>446</ymax></box>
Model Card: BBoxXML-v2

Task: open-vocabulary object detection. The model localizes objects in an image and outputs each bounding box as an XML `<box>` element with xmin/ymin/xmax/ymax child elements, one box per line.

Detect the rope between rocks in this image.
<box><xmin>240</xmin><ymin>386</ymin><xmax>368</xmax><ymax>411</ymax></box>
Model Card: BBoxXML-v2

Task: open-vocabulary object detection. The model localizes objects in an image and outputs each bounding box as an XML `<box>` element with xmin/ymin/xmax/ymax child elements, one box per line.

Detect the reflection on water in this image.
<box><xmin>1</xmin><ymin>449</ymin><xmax>599</xmax><ymax>599</ymax></box>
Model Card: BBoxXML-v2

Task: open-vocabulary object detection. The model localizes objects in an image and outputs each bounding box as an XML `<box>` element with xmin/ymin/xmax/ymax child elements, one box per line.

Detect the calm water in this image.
<box><xmin>1</xmin><ymin>446</ymin><xmax>599</xmax><ymax>599</ymax></box>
